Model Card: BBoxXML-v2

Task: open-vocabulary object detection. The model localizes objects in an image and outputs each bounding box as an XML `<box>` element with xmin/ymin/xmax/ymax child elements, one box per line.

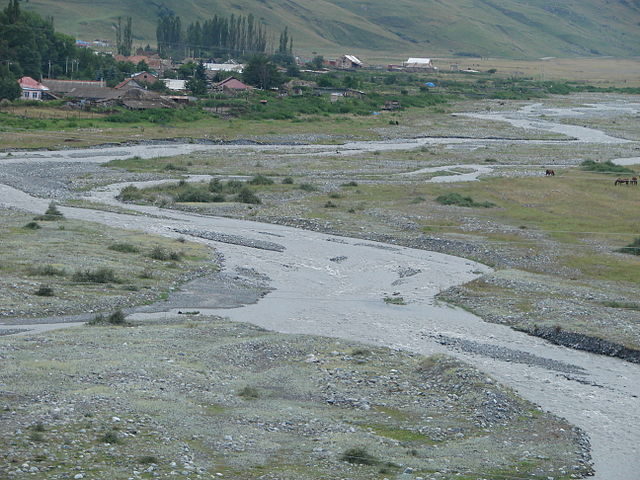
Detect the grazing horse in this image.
<box><xmin>545</xmin><ymin>169</ymin><xmax>555</xmax><ymax>176</ymax></box>
<box><xmin>632</xmin><ymin>177</ymin><xmax>638</xmax><ymax>186</ymax></box>
<box><xmin>615</xmin><ymin>177</ymin><xmax>630</xmax><ymax>186</ymax></box>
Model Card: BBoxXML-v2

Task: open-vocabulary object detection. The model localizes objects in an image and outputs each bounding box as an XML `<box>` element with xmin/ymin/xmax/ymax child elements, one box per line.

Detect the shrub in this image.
<box><xmin>248</xmin><ymin>174</ymin><xmax>274</xmax><ymax>185</ymax></box>
<box><xmin>88</xmin><ymin>309</ymin><xmax>127</xmax><ymax>326</ymax></box>
<box><xmin>138</xmin><ymin>456</ymin><xmax>159</xmax><ymax>465</ymax></box>
<box><xmin>435</xmin><ymin>193</ymin><xmax>495</xmax><ymax>208</ymax></box>
<box><xmin>299</xmin><ymin>183</ymin><xmax>318</xmax><ymax>192</ymax></box>
<box><xmin>384</xmin><ymin>296</ymin><xmax>406</xmax><ymax>305</ymax></box>
<box><xmin>282</xmin><ymin>177</ymin><xmax>294</xmax><ymax>184</ymax></box>
<box><xmin>108</xmin><ymin>243</ymin><xmax>140</xmax><ymax>254</ymax></box>
<box><xmin>175</xmin><ymin>187</ymin><xmax>212</xmax><ymax>203</ymax></box>
<box><xmin>618</xmin><ymin>237</ymin><xmax>640</xmax><ymax>256</ymax></box>
<box><xmin>341</xmin><ymin>181</ymin><xmax>358</xmax><ymax>187</ymax></box>
<box><xmin>72</xmin><ymin>267</ymin><xmax>119</xmax><ymax>283</ymax></box>
<box><xmin>23</xmin><ymin>221</ymin><xmax>41</xmax><ymax>230</ymax></box>
<box><xmin>163</xmin><ymin>163</ymin><xmax>187</xmax><ymax>171</ymax></box>
<box><xmin>209</xmin><ymin>178</ymin><xmax>223</xmax><ymax>192</ymax></box>
<box><xmin>340</xmin><ymin>447</ymin><xmax>379</xmax><ymax>465</ymax></box>
<box><xmin>581</xmin><ymin>160</ymin><xmax>634</xmax><ymax>175</ymax></box>
<box><xmin>149</xmin><ymin>245</ymin><xmax>182</xmax><ymax>261</ymax></box>
<box><xmin>236</xmin><ymin>187</ymin><xmax>261</xmax><ymax>204</ymax></box>
<box><xmin>225</xmin><ymin>180</ymin><xmax>244</xmax><ymax>193</ymax></box>
<box><xmin>34</xmin><ymin>285</ymin><xmax>54</xmax><ymax>297</ymax></box>
<box><xmin>45</xmin><ymin>201</ymin><xmax>63</xmax><ymax>217</ymax></box>
<box><xmin>117</xmin><ymin>185</ymin><xmax>143</xmax><ymax>202</ymax></box>
<box><xmin>238</xmin><ymin>386</ymin><xmax>260</xmax><ymax>399</ymax></box>
<box><xmin>100</xmin><ymin>430</ymin><xmax>120</xmax><ymax>444</ymax></box>
<box><xmin>29</xmin><ymin>431</ymin><xmax>45</xmax><ymax>442</ymax></box>
<box><xmin>31</xmin><ymin>264</ymin><xmax>66</xmax><ymax>276</ymax></box>
<box><xmin>324</xmin><ymin>200</ymin><xmax>337</xmax><ymax>208</ymax></box>
<box><xmin>33</xmin><ymin>201</ymin><xmax>64</xmax><ymax>221</ymax></box>
<box><xmin>139</xmin><ymin>269</ymin><xmax>154</xmax><ymax>279</ymax></box>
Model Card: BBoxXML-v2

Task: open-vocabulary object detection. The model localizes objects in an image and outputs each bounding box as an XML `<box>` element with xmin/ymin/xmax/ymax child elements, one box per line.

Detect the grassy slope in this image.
<box><xmin>23</xmin><ymin>0</ymin><xmax>640</xmax><ymax>58</ymax></box>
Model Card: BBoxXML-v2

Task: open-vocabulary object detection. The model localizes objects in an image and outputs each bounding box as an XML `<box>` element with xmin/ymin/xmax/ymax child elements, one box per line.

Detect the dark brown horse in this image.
<box><xmin>545</xmin><ymin>169</ymin><xmax>555</xmax><ymax>176</ymax></box>
<box><xmin>615</xmin><ymin>177</ymin><xmax>630</xmax><ymax>186</ymax></box>
<box><xmin>631</xmin><ymin>177</ymin><xmax>638</xmax><ymax>186</ymax></box>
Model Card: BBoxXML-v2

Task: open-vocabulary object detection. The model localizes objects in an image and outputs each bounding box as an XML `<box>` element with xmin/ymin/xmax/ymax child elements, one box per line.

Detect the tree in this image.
<box><xmin>186</xmin><ymin>60</ymin><xmax>207</xmax><ymax>95</ymax></box>
<box><xmin>242</xmin><ymin>55</ymin><xmax>282</xmax><ymax>90</ymax></box>
<box><xmin>0</xmin><ymin>65</ymin><xmax>20</xmax><ymax>101</ymax></box>
<box><xmin>309</xmin><ymin>55</ymin><xmax>324</xmax><ymax>70</ymax></box>
<box><xmin>115</xmin><ymin>17</ymin><xmax>133</xmax><ymax>56</ymax></box>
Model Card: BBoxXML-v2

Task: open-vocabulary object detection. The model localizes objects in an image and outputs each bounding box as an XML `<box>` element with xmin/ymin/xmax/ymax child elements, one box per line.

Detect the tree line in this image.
<box><xmin>157</xmin><ymin>13</ymin><xmax>290</xmax><ymax>59</ymax></box>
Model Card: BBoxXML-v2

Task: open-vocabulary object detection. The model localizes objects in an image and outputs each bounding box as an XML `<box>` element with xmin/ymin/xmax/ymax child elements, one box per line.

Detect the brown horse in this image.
<box><xmin>632</xmin><ymin>177</ymin><xmax>638</xmax><ymax>186</ymax></box>
<box><xmin>615</xmin><ymin>177</ymin><xmax>630</xmax><ymax>186</ymax></box>
<box><xmin>545</xmin><ymin>169</ymin><xmax>555</xmax><ymax>176</ymax></box>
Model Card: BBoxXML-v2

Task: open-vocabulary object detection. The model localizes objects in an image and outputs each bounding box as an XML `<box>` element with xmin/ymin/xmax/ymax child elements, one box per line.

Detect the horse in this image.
<box><xmin>545</xmin><ymin>169</ymin><xmax>555</xmax><ymax>176</ymax></box>
<box><xmin>631</xmin><ymin>177</ymin><xmax>638</xmax><ymax>186</ymax></box>
<box><xmin>615</xmin><ymin>178</ymin><xmax>630</xmax><ymax>186</ymax></box>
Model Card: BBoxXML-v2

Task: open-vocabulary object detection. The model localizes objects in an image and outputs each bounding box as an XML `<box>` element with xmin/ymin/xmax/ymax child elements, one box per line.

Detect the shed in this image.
<box><xmin>403</xmin><ymin>58</ymin><xmax>437</xmax><ymax>70</ymax></box>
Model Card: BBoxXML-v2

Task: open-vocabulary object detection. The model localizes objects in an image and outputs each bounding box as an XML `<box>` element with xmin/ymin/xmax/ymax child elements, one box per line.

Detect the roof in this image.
<box><xmin>60</xmin><ymin>86</ymin><xmax>121</xmax><ymax>101</ymax></box>
<box><xmin>343</xmin><ymin>55</ymin><xmax>363</xmax><ymax>65</ymax></box>
<box><xmin>18</xmin><ymin>77</ymin><xmax>49</xmax><ymax>91</ymax></box>
<box><xmin>204</xmin><ymin>63</ymin><xmax>245</xmax><ymax>73</ymax></box>
<box><xmin>406</xmin><ymin>58</ymin><xmax>432</xmax><ymax>64</ymax></box>
<box><xmin>42</xmin><ymin>79</ymin><xmax>106</xmax><ymax>93</ymax></box>
<box><xmin>215</xmin><ymin>77</ymin><xmax>251</xmax><ymax>90</ymax></box>
<box><xmin>115</xmin><ymin>78</ymin><xmax>143</xmax><ymax>89</ymax></box>
<box><xmin>118</xmin><ymin>88</ymin><xmax>177</xmax><ymax>109</ymax></box>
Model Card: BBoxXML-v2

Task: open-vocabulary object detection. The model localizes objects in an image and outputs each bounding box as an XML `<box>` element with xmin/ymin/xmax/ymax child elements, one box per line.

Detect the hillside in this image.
<box><xmin>22</xmin><ymin>0</ymin><xmax>640</xmax><ymax>59</ymax></box>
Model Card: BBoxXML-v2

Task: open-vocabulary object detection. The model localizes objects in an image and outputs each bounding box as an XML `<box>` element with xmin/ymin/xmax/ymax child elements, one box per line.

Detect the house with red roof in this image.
<box><xmin>213</xmin><ymin>77</ymin><xmax>252</xmax><ymax>93</ymax></box>
<box><xmin>18</xmin><ymin>76</ymin><xmax>50</xmax><ymax>101</ymax></box>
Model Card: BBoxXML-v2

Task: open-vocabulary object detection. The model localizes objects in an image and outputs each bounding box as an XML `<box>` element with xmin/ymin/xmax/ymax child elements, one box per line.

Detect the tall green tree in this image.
<box><xmin>115</xmin><ymin>16</ymin><xmax>133</xmax><ymax>56</ymax></box>
<box><xmin>186</xmin><ymin>60</ymin><xmax>207</xmax><ymax>95</ymax></box>
<box><xmin>242</xmin><ymin>55</ymin><xmax>282</xmax><ymax>90</ymax></box>
<box><xmin>0</xmin><ymin>64</ymin><xmax>20</xmax><ymax>100</ymax></box>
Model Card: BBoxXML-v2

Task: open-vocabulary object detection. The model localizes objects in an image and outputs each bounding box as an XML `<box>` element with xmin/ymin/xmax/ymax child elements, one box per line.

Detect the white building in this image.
<box><xmin>163</xmin><ymin>79</ymin><xmax>187</xmax><ymax>91</ymax></box>
<box><xmin>203</xmin><ymin>61</ymin><xmax>244</xmax><ymax>74</ymax></box>
<box><xmin>403</xmin><ymin>58</ymin><xmax>437</xmax><ymax>70</ymax></box>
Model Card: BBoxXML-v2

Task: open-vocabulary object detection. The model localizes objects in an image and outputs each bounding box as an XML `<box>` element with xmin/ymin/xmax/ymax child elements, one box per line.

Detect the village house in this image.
<box><xmin>336</xmin><ymin>54</ymin><xmax>364</xmax><ymax>70</ymax></box>
<box><xmin>114</xmin><ymin>54</ymin><xmax>168</xmax><ymax>74</ymax></box>
<box><xmin>213</xmin><ymin>77</ymin><xmax>252</xmax><ymax>93</ymax></box>
<box><xmin>115</xmin><ymin>72</ymin><xmax>159</xmax><ymax>90</ymax></box>
<box><xmin>131</xmin><ymin>71</ymin><xmax>158</xmax><ymax>85</ymax></box>
<box><xmin>42</xmin><ymin>79</ymin><xmax>120</xmax><ymax>105</ymax></box>
<box><xmin>18</xmin><ymin>77</ymin><xmax>51</xmax><ymax>101</ymax></box>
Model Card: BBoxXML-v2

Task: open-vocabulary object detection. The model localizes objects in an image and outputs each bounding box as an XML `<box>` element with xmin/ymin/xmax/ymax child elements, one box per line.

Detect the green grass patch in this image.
<box><xmin>581</xmin><ymin>160</ymin><xmax>635</xmax><ymax>175</ymax></box>
<box><xmin>367</xmin><ymin>425</ymin><xmax>437</xmax><ymax>444</ymax></box>
<box><xmin>435</xmin><ymin>192</ymin><xmax>496</xmax><ymax>208</ymax></box>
